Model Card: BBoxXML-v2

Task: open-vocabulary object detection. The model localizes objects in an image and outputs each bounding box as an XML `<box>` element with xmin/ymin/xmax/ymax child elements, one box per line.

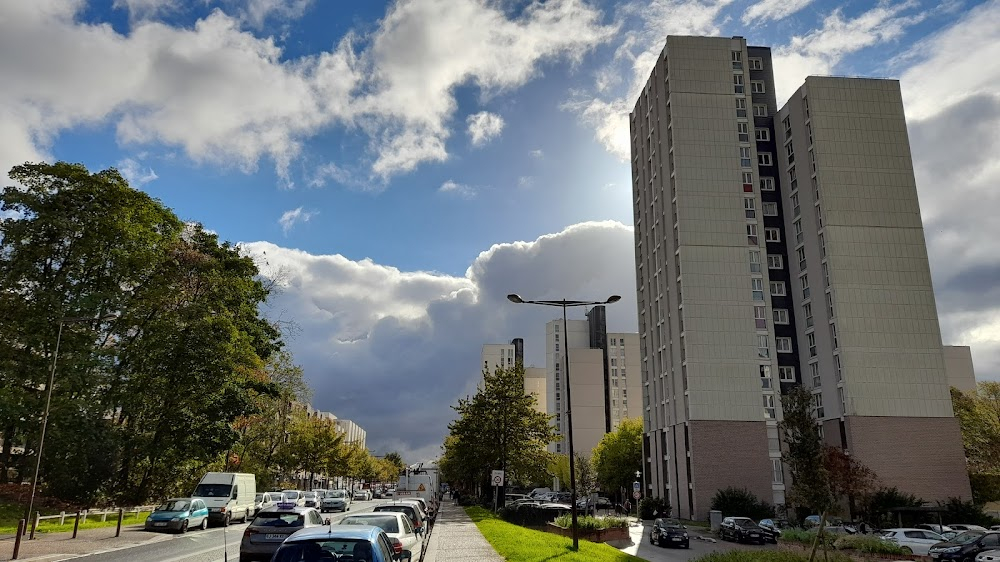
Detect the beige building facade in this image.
<box><xmin>943</xmin><ymin>345</ymin><xmax>977</xmax><ymax>393</ymax></box>
<box><xmin>524</xmin><ymin>367</ymin><xmax>548</xmax><ymax>415</ymax></box>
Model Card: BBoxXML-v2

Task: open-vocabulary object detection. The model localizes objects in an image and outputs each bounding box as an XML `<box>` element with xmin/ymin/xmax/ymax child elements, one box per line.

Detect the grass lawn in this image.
<box><xmin>692</xmin><ymin>552</ymin><xmax>851</xmax><ymax>562</ymax></box>
<box><xmin>0</xmin><ymin>500</ymin><xmax>152</xmax><ymax>535</ymax></box>
<box><xmin>466</xmin><ymin>506</ymin><xmax>645</xmax><ymax>562</ymax></box>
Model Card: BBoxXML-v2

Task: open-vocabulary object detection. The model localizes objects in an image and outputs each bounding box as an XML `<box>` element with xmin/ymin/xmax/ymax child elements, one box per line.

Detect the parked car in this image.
<box><xmin>649</xmin><ymin>518</ymin><xmax>689</xmax><ymax>548</ymax></box>
<box><xmin>321</xmin><ymin>489</ymin><xmax>352</xmax><ymax>512</ymax></box>
<box><xmin>354</xmin><ymin>489</ymin><xmax>373</xmax><ymax>501</ymax></box>
<box><xmin>373</xmin><ymin>490</ymin><xmax>384</xmax><ymax>499</ymax></box>
<box><xmin>302</xmin><ymin>491</ymin><xmax>320</xmax><ymax>508</ymax></box>
<box><xmin>341</xmin><ymin>511</ymin><xmax>424</xmax><ymax>561</ymax></box>
<box><xmin>880</xmin><ymin>528</ymin><xmax>944</xmax><ymax>555</ymax></box>
<box><xmin>192</xmin><ymin>472</ymin><xmax>256</xmax><ymax>526</ymax></box>
<box><xmin>253</xmin><ymin>492</ymin><xmax>282</xmax><ymax>516</ymax></box>
<box><xmin>977</xmin><ymin>550</ymin><xmax>1000</xmax><ymax>561</ymax></box>
<box><xmin>758</xmin><ymin>519</ymin><xmax>787</xmax><ymax>543</ymax></box>
<box><xmin>929</xmin><ymin>530</ymin><xmax>1000</xmax><ymax>560</ymax></box>
<box><xmin>281</xmin><ymin>490</ymin><xmax>305</xmax><ymax>507</ymax></box>
<box><xmin>373</xmin><ymin>503</ymin><xmax>427</xmax><ymax>537</ymax></box>
<box><xmin>505</xmin><ymin>493</ymin><xmax>530</xmax><ymax>505</ymax></box>
<box><xmin>919</xmin><ymin>523</ymin><xmax>954</xmax><ymax>534</ymax></box>
<box><xmin>271</xmin><ymin>524</ymin><xmax>410</xmax><ymax>562</ymax></box>
<box><xmin>145</xmin><ymin>498</ymin><xmax>209</xmax><ymax>533</ymax></box>
<box><xmin>239</xmin><ymin>503</ymin><xmax>327</xmax><ymax>562</ymax></box>
<box><xmin>384</xmin><ymin>489</ymin><xmax>395</xmax><ymax>498</ymax></box>
<box><xmin>720</xmin><ymin>517</ymin><xmax>766</xmax><ymax>544</ymax></box>
<box><xmin>951</xmin><ymin>524</ymin><xmax>990</xmax><ymax>532</ymax></box>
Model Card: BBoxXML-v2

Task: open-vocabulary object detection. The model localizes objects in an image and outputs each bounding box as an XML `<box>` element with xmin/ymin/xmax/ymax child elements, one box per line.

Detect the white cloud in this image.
<box><xmin>530</xmin><ymin>149</ymin><xmax>544</xmax><ymax>159</ymax></box>
<box><xmin>308</xmin><ymin>162</ymin><xmax>355</xmax><ymax>188</ymax></box>
<box><xmin>438</xmin><ymin>180</ymin><xmax>476</xmax><ymax>198</ymax></box>
<box><xmin>239</xmin><ymin>0</ymin><xmax>313</xmax><ymax>29</ymax></box>
<box><xmin>113</xmin><ymin>0</ymin><xmax>177</xmax><ymax>21</ymax></box>
<box><xmin>0</xmin><ymin>0</ymin><xmax>615</xmax><ymax>183</ymax></box>
<box><xmin>241</xmin><ymin>221</ymin><xmax>637</xmax><ymax>459</ymax></box>
<box><xmin>116</xmin><ymin>157</ymin><xmax>158</xmax><ymax>186</ymax></box>
<box><xmin>742</xmin><ymin>0</ymin><xmax>814</xmax><ymax>24</ymax></box>
<box><xmin>517</xmin><ymin>176</ymin><xmax>535</xmax><ymax>189</ymax></box>
<box><xmin>466</xmin><ymin>111</ymin><xmax>505</xmax><ymax>147</ymax></box>
<box><xmin>278</xmin><ymin>207</ymin><xmax>317</xmax><ymax>234</ymax></box>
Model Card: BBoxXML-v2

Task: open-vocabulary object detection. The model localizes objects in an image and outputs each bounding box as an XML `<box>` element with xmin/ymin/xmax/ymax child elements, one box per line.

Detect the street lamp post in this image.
<box><xmin>24</xmin><ymin>314</ymin><xmax>118</xmax><ymax>532</ymax></box>
<box><xmin>506</xmin><ymin>293</ymin><xmax>621</xmax><ymax>551</ymax></box>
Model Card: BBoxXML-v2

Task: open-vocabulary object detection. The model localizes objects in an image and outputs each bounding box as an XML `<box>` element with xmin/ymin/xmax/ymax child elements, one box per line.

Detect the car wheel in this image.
<box><xmin>179</xmin><ymin>520</ymin><xmax>188</xmax><ymax>534</ymax></box>
<box><xmin>200</xmin><ymin>518</ymin><xmax>208</xmax><ymax>531</ymax></box>
<box><xmin>223</xmin><ymin>514</ymin><xmax>231</xmax><ymax>527</ymax></box>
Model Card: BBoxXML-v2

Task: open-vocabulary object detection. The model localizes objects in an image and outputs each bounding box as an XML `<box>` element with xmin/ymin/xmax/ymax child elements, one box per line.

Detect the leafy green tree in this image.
<box><xmin>279</xmin><ymin>413</ymin><xmax>346</xmax><ymax>490</ymax></box>
<box><xmin>710</xmin><ymin>486</ymin><xmax>775</xmax><ymax>520</ymax></box>
<box><xmin>858</xmin><ymin>487</ymin><xmax>923</xmax><ymax>529</ymax></box>
<box><xmin>780</xmin><ymin>385</ymin><xmax>832</xmax><ymax>562</ymax></box>
<box><xmin>591</xmin><ymin>417</ymin><xmax>642</xmax><ymax>502</ymax></box>
<box><xmin>384</xmin><ymin>452</ymin><xmax>405</xmax><ymax>475</ymax></box>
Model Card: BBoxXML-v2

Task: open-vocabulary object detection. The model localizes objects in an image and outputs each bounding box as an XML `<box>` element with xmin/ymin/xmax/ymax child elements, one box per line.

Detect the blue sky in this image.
<box><xmin>2</xmin><ymin>0</ymin><xmax>999</xmax><ymax>460</ymax></box>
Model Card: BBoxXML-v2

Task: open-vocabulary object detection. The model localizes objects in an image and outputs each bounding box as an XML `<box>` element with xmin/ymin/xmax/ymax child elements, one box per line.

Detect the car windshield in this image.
<box><xmin>331</xmin><ymin>490</ymin><xmax>347</xmax><ymax>498</ymax></box>
<box><xmin>343</xmin><ymin>515</ymin><xmax>399</xmax><ymax>533</ymax></box>
<box><xmin>953</xmin><ymin>531</ymin><xmax>985</xmax><ymax>544</ymax></box>
<box><xmin>158</xmin><ymin>500</ymin><xmax>189</xmax><ymax>512</ymax></box>
<box><xmin>663</xmin><ymin>520</ymin><xmax>682</xmax><ymax>528</ymax></box>
<box><xmin>255</xmin><ymin>494</ymin><xmax>264</xmax><ymax>502</ymax></box>
<box><xmin>252</xmin><ymin>513</ymin><xmax>304</xmax><ymax>527</ymax></box>
<box><xmin>273</xmin><ymin>539</ymin><xmax>366</xmax><ymax>562</ymax></box>
<box><xmin>303</xmin><ymin>492</ymin><xmax>316</xmax><ymax>498</ymax></box>
<box><xmin>375</xmin><ymin>505</ymin><xmax>415</xmax><ymax>519</ymax></box>
<box><xmin>193</xmin><ymin>484</ymin><xmax>231</xmax><ymax>497</ymax></box>
<box><xmin>284</xmin><ymin>491</ymin><xmax>300</xmax><ymax>499</ymax></box>
<box><xmin>736</xmin><ymin>519</ymin><xmax>758</xmax><ymax>529</ymax></box>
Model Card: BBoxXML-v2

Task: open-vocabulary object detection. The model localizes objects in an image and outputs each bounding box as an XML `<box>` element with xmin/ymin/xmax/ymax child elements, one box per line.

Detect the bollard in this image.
<box><xmin>29</xmin><ymin>511</ymin><xmax>39</xmax><ymax>540</ymax></box>
<box><xmin>81</xmin><ymin>509</ymin><xmax>88</xmax><ymax>524</ymax></box>
<box><xmin>72</xmin><ymin>511</ymin><xmax>81</xmax><ymax>539</ymax></box>
<box><xmin>115</xmin><ymin>508</ymin><xmax>124</xmax><ymax>537</ymax></box>
<box><xmin>101</xmin><ymin>510</ymin><xmax>108</xmax><ymax>522</ymax></box>
<box><xmin>12</xmin><ymin>519</ymin><xmax>25</xmax><ymax>560</ymax></box>
<box><xmin>59</xmin><ymin>511</ymin><xmax>66</xmax><ymax>525</ymax></box>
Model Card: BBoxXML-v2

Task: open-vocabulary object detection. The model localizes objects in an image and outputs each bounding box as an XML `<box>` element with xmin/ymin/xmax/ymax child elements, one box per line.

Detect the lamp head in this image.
<box><xmin>606</xmin><ymin>295</ymin><xmax>622</xmax><ymax>304</ymax></box>
<box><xmin>506</xmin><ymin>294</ymin><xmax>524</xmax><ymax>304</ymax></box>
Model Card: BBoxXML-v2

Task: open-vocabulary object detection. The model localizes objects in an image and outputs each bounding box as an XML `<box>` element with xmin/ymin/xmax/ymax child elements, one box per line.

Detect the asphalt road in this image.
<box><xmin>622</xmin><ymin>524</ymin><xmax>779</xmax><ymax>562</ymax></box>
<box><xmin>70</xmin><ymin>499</ymin><xmax>381</xmax><ymax>562</ymax></box>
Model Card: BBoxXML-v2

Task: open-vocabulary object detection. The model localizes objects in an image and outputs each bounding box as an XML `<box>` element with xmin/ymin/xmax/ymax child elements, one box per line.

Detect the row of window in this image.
<box><xmin>731</xmin><ymin>51</ymin><xmax>765</xmax><ymax>71</ymax></box>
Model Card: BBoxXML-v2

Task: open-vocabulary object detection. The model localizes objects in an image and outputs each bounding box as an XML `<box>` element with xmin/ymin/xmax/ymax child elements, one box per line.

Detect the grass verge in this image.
<box><xmin>466</xmin><ymin>506</ymin><xmax>644</xmax><ymax>562</ymax></box>
<box><xmin>692</xmin><ymin>551</ymin><xmax>852</xmax><ymax>562</ymax></box>
<box><xmin>0</xmin><ymin>501</ymin><xmax>152</xmax><ymax>535</ymax></box>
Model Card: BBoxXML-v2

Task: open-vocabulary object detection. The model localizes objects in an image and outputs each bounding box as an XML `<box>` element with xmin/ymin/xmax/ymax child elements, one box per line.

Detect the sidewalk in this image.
<box><xmin>424</xmin><ymin>500</ymin><xmax>503</xmax><ymax>562</ymax></box>
<box><xmin>0</xmin><ymin>524</ymin><xmax>167</xmax><ymax>562</ymax></box>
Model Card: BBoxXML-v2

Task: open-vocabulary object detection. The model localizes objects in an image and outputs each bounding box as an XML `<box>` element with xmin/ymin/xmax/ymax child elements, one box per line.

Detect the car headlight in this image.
<box><xmin>171</xmin><ymin>517</ymin><xmax>180</xmax><ymax>521</ymax></box>
<box><xmin>935</xmin><ymin>546</ymin><xmax>961</xmax><ymax>553</ymax></box>
<box><xmin>684</xmin><ymin>533</ymin><xmax>688</xmax><ymax>538</ymax></box>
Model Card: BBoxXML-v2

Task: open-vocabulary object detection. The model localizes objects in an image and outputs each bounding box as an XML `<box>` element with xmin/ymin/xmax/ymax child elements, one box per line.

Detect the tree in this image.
<box><xmin>780</xmin><ymin>386</ymin><xmax>832</xmax><ymax>562</ymax></box>
<box><xmin>279</xmin><ymin>413</ymin><xmax>346</xmax><ymax>489</ymax></box>
<box><xmin>824</xmin><ymin>445</ymin><xmax>878</xmax><ymax>520</ymax></box>
<box><xmin>442</xmin><ymin>363</ymin><xmax>556</xmax><ymax>499</ymax></box>
<box><xmin>858</xmin><ymin>487</ymin><xmax>923</xmax><ymax>529</ymax></box>
<box><xmin>384</xmin><ymin>452</ymin><xmax>405</xmax><ymax>475</ymax></box>
<box><xmin>591</xmin><ymin>417</ymin><xmax>642</xmax><ymax>502</ymax></box>
<box><xmin>710</xmin><ymin>487</ymin><xmax>775</xmax><ymax>520</ymax></box>
<box><xmin>548</xmin><ymin>454</ymin><xmax>597</xmax><ymax>498</ymax></box>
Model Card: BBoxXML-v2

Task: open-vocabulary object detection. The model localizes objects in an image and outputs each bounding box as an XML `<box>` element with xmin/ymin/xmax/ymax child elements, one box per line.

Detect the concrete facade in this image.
<box><xmin>524</xmin><ymin>366</ymin><xmax>548</xmax><ymax>415</ymax></box>
<box><xmin>943</xmin><ymin>345</ymin><xmax>977</xmax><ymax>393</ymax></box>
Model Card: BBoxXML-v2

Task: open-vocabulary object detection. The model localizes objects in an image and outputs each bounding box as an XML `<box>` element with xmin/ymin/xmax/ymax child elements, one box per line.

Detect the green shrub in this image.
<box><xmin>553</xmin><ymin>514</ymin><xmax>629</xmax><ymax>531</ymax></box>
<box><xmin>638</xmin><ymin>496</ymin><xmax>671</xmax><ymax>519</ymax></box>
<box><xmin>498</xmin><ymin>504</ymin><xmax>563</xmax><ymax>527</ymax></box>
<box><xmin>709</xmin><ymin>486</ymin><xmax>775</xmax><ymax>521</ymax></box>
<box><xmin>939</xmin><ymin>497</ymin><xmax>1000</xmax><ymax>527</ymax></box>
<box><xmin>693</xmin><ymin>551</ymin><xmax>852</xmax><ymax>562</ymax></box>
<box><xmin>832</xmin><ymin>534</ymin><xmax>904</xmax><ymax>554</ymax></box>
<box><xmin>779</xmin><ymin>528</ymin><xmax>834</xmax><ymax>548</ymax></box>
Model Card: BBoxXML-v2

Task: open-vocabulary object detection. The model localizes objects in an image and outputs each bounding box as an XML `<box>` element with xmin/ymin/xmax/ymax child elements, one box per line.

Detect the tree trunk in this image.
<box><xmin>808</xmin><ymin>511</ymin><xmax>827</xmax><ymax>562</ymax></box>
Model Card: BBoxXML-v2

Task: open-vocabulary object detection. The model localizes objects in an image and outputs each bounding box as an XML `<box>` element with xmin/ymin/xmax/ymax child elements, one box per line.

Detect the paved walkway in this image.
<box><xmin>424</xmin><ymin>500</ymin><xmax>503</xmax><ymax>562</ymax></box>
<box><xmin>0</xmin><ymin>524</ymin><xmax>167</xmax><ymax>561</ymax></box>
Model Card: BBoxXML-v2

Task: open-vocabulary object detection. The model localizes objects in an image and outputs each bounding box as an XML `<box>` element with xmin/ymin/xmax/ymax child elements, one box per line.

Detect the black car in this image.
<box><xmin>650</xmin><ymin>518</ymin><xmax>690</xmax><ymax>548</ymax></box>
<box><xmin>928</xmin><ymin>530</ymin><xmax>1000</xmax><ymax>560</ymax></box>
<box><xmin>758</xmin><ymin>518</ymin><xmax>787</xmax><ymax>543</ymax></box>
<box><xmin>720</xmin><ymin>517</ymin><xmax>766</xmax><ymax>544</ymax></box>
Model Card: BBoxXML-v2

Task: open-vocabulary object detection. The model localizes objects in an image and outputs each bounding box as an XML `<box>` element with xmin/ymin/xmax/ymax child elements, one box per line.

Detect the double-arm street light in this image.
<box><xmin>506</xmin><ymin>293</ymin><xmax>621</xmax><ymax>550</ymax></box>
<box><xmin>24</xmin><ymin>313</ymin><xmax>118</xmax><ymax>531</ymax></box>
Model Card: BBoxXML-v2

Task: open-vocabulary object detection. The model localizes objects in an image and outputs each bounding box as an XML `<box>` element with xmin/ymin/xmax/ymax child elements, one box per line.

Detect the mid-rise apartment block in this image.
<box><xmin>631</xmin><ymin>36</ymin><xmax>969</xmax><ymax>519</ymax></box>
<box><xmin>943</xmin><ymin>345</ymin><xmax>977</xmax><ymax>393</ymax></box>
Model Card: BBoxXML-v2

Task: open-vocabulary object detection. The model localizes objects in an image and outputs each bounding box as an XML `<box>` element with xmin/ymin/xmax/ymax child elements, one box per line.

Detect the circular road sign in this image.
<box><xmin>633</xmin><ymin>491</ymin><xmax>641</xmax><ymax>500</ymax></box>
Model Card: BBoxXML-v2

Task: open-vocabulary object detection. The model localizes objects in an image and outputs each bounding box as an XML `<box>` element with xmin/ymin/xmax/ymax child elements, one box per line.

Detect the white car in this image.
<box><xmin>880</xmin><ymin>528</ymin><xmax>944</xmax><ymax>555</ymax></box>
<box><xmin>916</xmin><ymin>523</ymin><xmax>953</xmax><ymax>534</ymax></box>
<box><xmin>977</xmin><ymin>550</ymin><xmax>1000</xmax><ymax>561</ymax></box>
<box><xmin>953</xmin><ymin>524</ymin><xmax>990</xmax><ymax>532</ymax></box>
<box><xmin>340</xmin><ymin>511</ymin><xmax>424</xmax><ymax>561</ymax></box>
<box><xmin>253</xmin><ymin>492</ymin><xmax>283</xmax><ymax>515</ymax></box>
<box><xmin>353</xmin><ymin>489</ymin><xmax>372</xmax><ymax>501</ymax></box>
<box><xmin>281</xmin><ymin>490</ymin><xmax>306</xmax><ymax>506</ymax></box>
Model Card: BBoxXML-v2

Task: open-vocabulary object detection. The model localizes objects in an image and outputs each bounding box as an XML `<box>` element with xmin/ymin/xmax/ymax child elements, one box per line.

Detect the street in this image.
<box><xmin>621</xmin><ymin>523</ymin><xmax>779</xmax><ymax>562</ymax></box>
<box><xmin>68</xmin><ymin>499</ymin><xmax>382</xmax><ymax>562</ymax></box>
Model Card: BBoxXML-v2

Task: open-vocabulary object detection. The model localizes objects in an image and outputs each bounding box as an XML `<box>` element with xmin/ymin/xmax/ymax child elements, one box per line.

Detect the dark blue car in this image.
<box><xmin>272</xmin><ymin>524</ymin><xmax>411</xmax><ymax>562</ymax></box>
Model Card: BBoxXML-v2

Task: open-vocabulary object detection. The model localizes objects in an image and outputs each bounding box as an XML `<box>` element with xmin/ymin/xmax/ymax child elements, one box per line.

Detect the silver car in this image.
<box><xmin>239</xmin><ymin>504</ymin><xmax>326</xmax><ymax>562</ymax></box>
<box><xmin>321</xmin><ymin>489</ymin><xmax>352</xmax><ymax>512</ymax></box>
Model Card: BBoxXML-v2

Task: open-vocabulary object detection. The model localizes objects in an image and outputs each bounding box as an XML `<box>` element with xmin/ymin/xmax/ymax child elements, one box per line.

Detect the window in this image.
<box><xmin>755</xmin><ymin>128</ymin><xmax>770</xmax><ymax>141</ymax></box>
<box><xmin>760</xmin><ymin>177</ymin><xmax>775</xmax><ymax>191</ymax></box>
<box><xmin>763</xmin><ymin>202</ymin><xmax>778</xmax><ymax>216</ymax></box>
<box><xmin>747</xmin><ymin>224</ymin><xmax>759</xmax><ymax>245</ymax></box>
<box><xmin>555</xmin><ymin>343</ymin><xmax>559</xmax><ymax>351</ymax></box>
<box><xmin>778</xmin><ymin>366</ymin><xmax>796</xmax><ymax>382</ymax></box>
<box><xmin>772</xmin><ymin>459</ymin><xmax>784</xmax><ymax>483</ymax></box>
<box><xmin>764</xmin><ymin>228</ymin><xmax>781</xmax><ymax>242</ymax></box>
<box><xmin>760</xmin><ymin>365</ymin><xmax>772</xmax><ymax>389</ymax></box>
<box><xmin>826</xmin><ymin>291</ymin><xmax>834</xmax><ymax>318</ymax></box>
<box><xmin>738</xmin><ymin>122</ymin><xmax>750</xmax><ymax>142</ymax></box>
<box><xmin>749</xmin><ymin>57</ymin><xmax>763</xmax><ymax>70</ymax></box>
<box><xmin>752</xmin><ymin>278</ymin><xmax>764</xmax><ymax>301</ymax></box>
<box><xmin>753</xmin><ymin>104</ymin><xmax>768</xmax><ymax>117</ymax></box>
<box><xmin>801</xmin><ymin>274</ymin><xmax>810</xmax><ymax>299</ymax></box>
<box><xmin>782</xmin><ymin>116</ymin><xmax>791</xmax><ymax>137</ymax></box>
<box><xmin>810</xmin><ymin>362</ymin><xmax>820</xmax><ymax>386</ymax></box>
<box><xmin>803</xmin><ymin>303</ymin><xmax>813</xmax><ymax>327</ymax></box>
<box><xmin>734</xmin><ymin>74</ymin><xmax>745</xmax><ymax>93</ymax></box>
<box><xmin>796</xmin><ymin>247</ymin><xmax>806</xmax><ymax>270</ymax></box>
<box><xmin>757</xmin><ymin>335</ymin><xmax>769</xmax><ymax>358</ymax></box>
<box><xmin>751</xmin><ymin>80</ymin><xmax>765</xmax><ymax>93</ymax></box>
<box><xmin>740</xmin><ymin>147</ymin><xmax>752</xmax><ymax>167</ymax></box>
<box><xmin>754</xmin><ymin>305</ymin><xmax>767</xmax><ymax>329</ymax></box>
<box><xmin>812</xmin><ymin>392</ymin><xmax>824</xmax><ymax>419</ymax></box>
<box><xmin>769</xmin><ymin>281</ymin><xmax>786</xmax><ymax>296</ymax></box>
<box><xmin>791</xmin><ymin>192</ymin><xmax>800</xmax><ymax>217</ymax></box>
<box><xmin>743</xmin><ymin>171</ymin><xmax>754</xmax><ymax>192</ymax></box>
<box><xmin>776</xmin><ymin>337</ymin><xmax>793</xmax><ymax>353</ymax></box>
<box><xmin>736</xmin><ymin>98</ymin><xmax>747</xmax><ymax>117</ymax></box>
<box><xmin>819</xmin><ymin>233</ymin><xmax>826</xmax><ymax>257</ymax></box>
<box><xmin>610</xmin><ymin>337</ymin><xmax>616</xmax><ymax>346</ymax></box>
<box><xmin>793</xmin><ymin>219</ymin><xmax>803</xmax><ymax>244</ymax></box>
<box><xmin>823</xmin><ymin>262</ymin><xmax>830</xmax><ymax>287</ymax></box>
<box><xmin>773</xmin><ymin>308</ymin><xmax>789</xmax><ymax>324</ymax></box>
<box><xmin>788</xmin><ymin>166</ymin><xmax>798</xmax><ymax>190</ymax></box>
<box><xmin>767</xmin><ymin>254</ymin><xmax>783</xmax><ymax>269</ymax></box>
<box><xmin>758</xmin><ymin>153</ymin><xmax>773</xmax><ymax>166</ymax></box>
<box><xmin>744</xmin><ymin>197</ymin><xmax>756</xmax><ymax>219</ymax></box>
<box><xmin>749</xmin><ymin>250</ymin><xmax>761</xmax><ymax>272</ymax></box>
<box><xmin>816</xmin><ymin>204</ymin><xmax>824</xmax><ymax>228</ymax></box>
<box><xmin>732</xmin><ymin>50</ymin><xmax>743</xmax><ymax>68</ymax></box>
<box><xmin>763</xmin><ymin>394</ymin><xmax>775</xmax><ymax>419</ymax></box>
<box><xmin>835</xmin><ymin>354</ymin><xmax>842</xmax><ymax>381</ymax></box>
<box><xmin>807</xmin><ymin>333</ymin><xmax>817</xmax><ymax>357</ymax></box>
<box><xmin>830</xmin><ymin>323</ymin><xmax>839</xmax><ymax>349</ymax></box>
<box><xmin>786</xmin><ymin>142</ymin><xmax>795</xmax><ymax>163</ymax></box>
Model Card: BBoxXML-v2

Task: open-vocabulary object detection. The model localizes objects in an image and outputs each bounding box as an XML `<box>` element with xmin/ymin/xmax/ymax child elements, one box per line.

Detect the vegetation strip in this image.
<box><xmin>465</xmin><ymin>506</ymin><xmax>644</xmax><ymax>562</ymax></box>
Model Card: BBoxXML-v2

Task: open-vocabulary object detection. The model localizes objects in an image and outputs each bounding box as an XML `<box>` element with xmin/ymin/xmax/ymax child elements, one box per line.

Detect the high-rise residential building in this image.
<box><xmin>631</xmin><ymin>35</ymin><xmax>970</xmax><ymax>519</ymax></box>
<box><xmin>481</xmin><ymin>339</ymin><xmax>524</xmax><ymax>380</ymax></box>
<box><xmin>943</xmin><ymin>346</ymin><xmax>977</xmax><ymax>393</ymax></box>
<box><xmin>524</xmin><ymin>367</ymin><xmax>548</xmax><ymax>415</ymax></box>
<box><xmin>776</xmin><ymin>76</ymin><xmax>969</xmax><ymax>501</ymax></box>
<box><xmin>546</xmin><ymin>306</ymin><xmax>642</xmax><ymax>457</ymax></box>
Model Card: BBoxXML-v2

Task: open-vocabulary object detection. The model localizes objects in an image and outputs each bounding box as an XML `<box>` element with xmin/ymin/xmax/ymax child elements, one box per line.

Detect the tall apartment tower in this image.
<box><xmin>546</xmin><ymin>307</ymin><xmax>642</xmax><ymax>456</ymax></box>
<box><xmin>775</xmin><ymin>77</ymin><xmax>970</xmax><ymax>501</ymax></box>
<box><xmin>631</xmin><ymin>36</ymin><xmax>789</xmax><ymax>519</ymax></box>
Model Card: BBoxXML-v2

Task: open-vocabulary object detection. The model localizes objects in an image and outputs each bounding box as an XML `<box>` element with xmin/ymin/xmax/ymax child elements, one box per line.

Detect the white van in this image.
<box><xmin>192</xmin><ymin>472</ymin><xmax>256</xmax><ymax>526</ymax></box>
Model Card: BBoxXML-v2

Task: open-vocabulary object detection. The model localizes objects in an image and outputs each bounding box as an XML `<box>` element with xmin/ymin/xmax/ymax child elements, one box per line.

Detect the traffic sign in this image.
<box><xmin>491</xmin><ymin>470</ymin><xmax>505</xmax><ymax>487</ymax></box>
<box><xmin>633</xmin><ymin>491</ymin><xmax>641</xmax><ymax>500</ymax></box>
<box><xmin>633</xmin><ymin>481</ymin><xmax>641</xmax><ymax>492</ymax></box>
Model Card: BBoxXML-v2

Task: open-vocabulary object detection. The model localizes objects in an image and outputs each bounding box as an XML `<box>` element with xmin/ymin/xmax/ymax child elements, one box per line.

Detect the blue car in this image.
<box><xmin>272</xmin><ymin>524</ymin><xmax>411</xmax><ymax>562</ymax></box>
<box><xmin>144</xmin><ymin>498</ymin><xmax>210</xmax><ymax>533</ymax></box>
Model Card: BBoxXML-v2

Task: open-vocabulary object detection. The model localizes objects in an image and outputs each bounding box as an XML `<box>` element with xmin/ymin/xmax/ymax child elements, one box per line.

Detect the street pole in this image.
<box><xmin>24</xmin><ymin>320</ymin><xmax>65</xmax><ymax>530</ymax></box>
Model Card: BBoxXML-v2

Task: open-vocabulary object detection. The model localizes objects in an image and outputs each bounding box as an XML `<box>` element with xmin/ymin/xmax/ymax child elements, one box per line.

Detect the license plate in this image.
<box><xmin>750</xmin><ymin>534</ymin><xmax>759</xmax><ymax>537</ymax></box>
<box><xmin>672</xmin><ymin>537</ymin><xmax>682</xmax><ymax>541</ymax></box>
<box><xmin>154</xmin><ymin>522</ymin><xmax>167</xmax><ymax>527</ymax></box>
<box><xmin>265</xmin><ymin>533</ymin><xmax>287</xmax><ymax>540</ymax></box>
